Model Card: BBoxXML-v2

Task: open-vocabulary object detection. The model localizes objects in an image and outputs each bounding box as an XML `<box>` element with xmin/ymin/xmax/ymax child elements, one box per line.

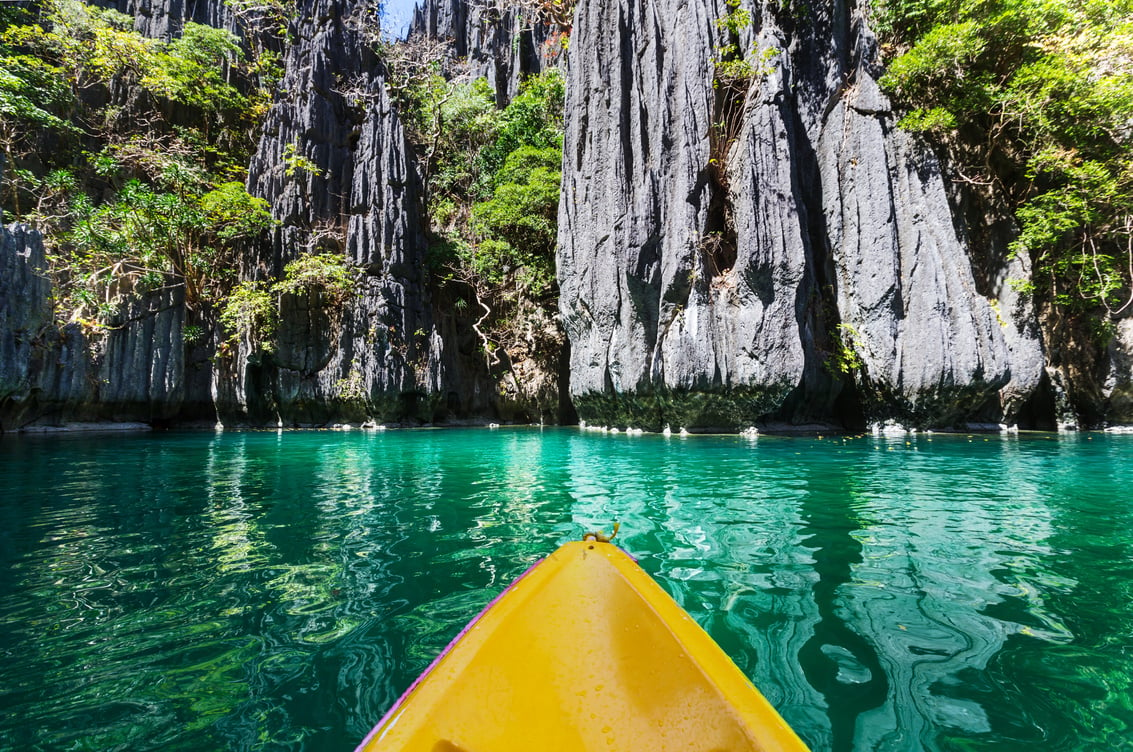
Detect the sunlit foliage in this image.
<box><xmin>0</xmin><ymin>0</ymin><xmax>279</xmax><ymax>324</ymax></box>
<box><xmin>877</xmin><ymin>0</ymin><xmax>1133</xmax><ymax>316</ymax></box>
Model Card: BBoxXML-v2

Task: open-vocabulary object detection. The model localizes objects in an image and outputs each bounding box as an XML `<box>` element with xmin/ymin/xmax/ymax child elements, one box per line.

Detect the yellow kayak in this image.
<box><xmin>356</xmin><ymin>540</ymin><xmax>809</xmax><ymax>751</ymax></box>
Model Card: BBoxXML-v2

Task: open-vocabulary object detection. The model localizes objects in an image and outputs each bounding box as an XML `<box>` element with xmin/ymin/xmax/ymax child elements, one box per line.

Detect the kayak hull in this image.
<box><xmin>357</xmin><ymin>540</ymin><xmax>808</xmax><ymax>751</ymax></box>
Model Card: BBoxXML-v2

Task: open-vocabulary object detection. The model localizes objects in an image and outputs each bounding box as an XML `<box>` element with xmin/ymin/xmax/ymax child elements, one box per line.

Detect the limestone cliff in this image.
<box><xmin>408</xmin><ymin>0</ymin><xmax>561</xmax><ymax>105</ymax></box>
<box><xmin>557</xmin><ymin>0</ymin><xmax>1047</xmax><ymax>430</ymax></box>
<box><xmin>3</xmin><ymin>0</ymin><xmax>1131</xmax><ymax>432</ymax></box>
<box><xmin>217</xmin><ymin>0</ymin><xmax>565</xmax><ymax>427</ymax></box>
<box><xmin>98</xmin><ymin>0</ymin><xmax>236</xmax><ymax>39</ymax></box>
<box><xmin>217</xmin><ymin>0</ymin><xmax>526</xmax><ymax>426</ymax></box>
<box><xmin>0</xmin><ymin>0</ymin><xmax>560</xmax><ymax>430</ymax></box>
<box><xmin>0</xmin><ymin>223</ymin><xmax>211</xmax><ymax>430</ymax></box>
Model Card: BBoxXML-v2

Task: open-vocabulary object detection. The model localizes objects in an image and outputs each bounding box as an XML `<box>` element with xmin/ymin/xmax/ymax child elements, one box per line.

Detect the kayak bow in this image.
<box><xmin>357</xmin><ymin>540</ymin><xmax>808</xmax><ymax>751</ymax></box>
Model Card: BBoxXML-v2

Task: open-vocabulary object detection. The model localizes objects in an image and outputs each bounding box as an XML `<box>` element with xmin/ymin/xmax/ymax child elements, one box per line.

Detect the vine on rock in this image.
<box><xmin>219</xmin><ymin>252</ymin><xmax>354</xmax><ymax>353</ymax></box>
<box><xmin>705</xmin><ymin>0</ymin><xmax>774</xmax><ymax>277</ymax></box>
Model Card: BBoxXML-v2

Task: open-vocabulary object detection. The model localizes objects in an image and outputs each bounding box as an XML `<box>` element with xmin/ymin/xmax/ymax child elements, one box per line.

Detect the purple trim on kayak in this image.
<box><xmin>353</xmin><ymin>554</ymin><xmax>548</xmax><ymax>751</ymax></box>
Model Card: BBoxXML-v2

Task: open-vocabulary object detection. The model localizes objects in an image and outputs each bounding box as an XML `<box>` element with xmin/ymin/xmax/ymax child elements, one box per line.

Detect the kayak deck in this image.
<box><xmin>357</xmin><ymin>540</ymin><xmax>808</xmax><ymax>751</ymax></box>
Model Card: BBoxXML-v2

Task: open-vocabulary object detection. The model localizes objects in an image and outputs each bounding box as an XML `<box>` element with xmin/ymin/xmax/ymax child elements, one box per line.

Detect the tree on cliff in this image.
<box><xmin>0</xmin><ymin>0</ymin><xmax>275</xmax><ymax>326</ymax></box>
<box><xmin>877</xmin><ymin>0</ymin><xmax>1133</xmax><ymax>321</ymax></box>
<box><xmin>385</xmin><ymin>25</ymin><xmax>565</xmax><ymax>371</ymax></box>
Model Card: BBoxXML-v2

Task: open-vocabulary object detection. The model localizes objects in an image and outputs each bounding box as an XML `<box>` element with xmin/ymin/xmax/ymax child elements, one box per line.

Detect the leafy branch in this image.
<box><xmin>877</xmin><ymin>0</ymin><xmax>1133</xmax><ymax>317</ymax></box>
<box><xmin>219</xmin><ymin>252</ymin><xmax>355</xmax><ymax>352</ymax></box>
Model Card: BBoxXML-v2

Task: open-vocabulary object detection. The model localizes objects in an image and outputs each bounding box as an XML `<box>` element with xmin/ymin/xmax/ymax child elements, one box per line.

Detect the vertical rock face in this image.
<box><xmin>223</xmin><ymin>0</ymin><xmax>530</xmax><ymax>427</ymax></box>
<box><xmin>1105</xmin><ymin>318</ymin><xmax>1133</xmax><ymax>424</ymax></box>
<box><xmin>559</xmin><ymin>0</ymin><xmax>808</xmax><ymax>430</ymax></box>
<box><xmin>409</xmin><ymin>0</ymin><xmax>560</xmax><ymax>105</ymax></box>
<box><xmin>558</xmin><ymin>0</ymin><xmax>1045</xmax><ymax>430</ymax></box>
<box><xmin>98</xmin><ymin>0</ymin><xmax>236</xmax><ymax>39</ymax></box>
<box><xmin>5</xmin><ymin>0</ymin><xmax>1126</xmax><ymax>431</ymax></box>
<box><xmin>0</xmin><ymin>223</ymin><xmax>206</xmax><ymax>429</ymax></box>
<box><xmin>220</xmin><ymin>0</ymin><xmax>442</xmax><ymax>426</ymax></box>
<box><xmin>817</xmin><ymin>72</ymin><xmax>1013</xmax><ymax>426</ymax></box>
<box><xmin>0</xmin><ymin>225</ymin><xmax>57</xmax><ymax>426</ymax></box>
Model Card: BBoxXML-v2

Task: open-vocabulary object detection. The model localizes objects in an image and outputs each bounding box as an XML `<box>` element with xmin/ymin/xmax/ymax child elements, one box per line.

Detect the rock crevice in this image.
<box><xmin>557</xmin><ymin>0</ymin><xmax>1046</xmax><ymax>430</ymax></box>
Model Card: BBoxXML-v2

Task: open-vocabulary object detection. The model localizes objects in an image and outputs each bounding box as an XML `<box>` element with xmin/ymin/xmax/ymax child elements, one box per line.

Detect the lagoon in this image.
<box><xmin>1</xmin><ymin>428</ymin><xmax>1131</xmax><ymax>750</ymax></box>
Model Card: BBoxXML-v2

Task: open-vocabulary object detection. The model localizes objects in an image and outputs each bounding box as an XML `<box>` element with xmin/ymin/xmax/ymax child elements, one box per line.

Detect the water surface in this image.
<box><xmin>1</xmin><ymin>428</ymin><xmax>1131</xmax><ymax>750</ymax></box>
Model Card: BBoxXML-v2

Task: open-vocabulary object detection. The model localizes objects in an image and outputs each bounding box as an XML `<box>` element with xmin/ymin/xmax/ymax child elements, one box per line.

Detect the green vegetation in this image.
<box><xmin>3</xmin><ymin>0</ymin><xmax>562</xmax><ymax>381</ymax></box>
<box><xmin>710</xmin><ymin>0</ymin><xmax>757</xmax><ymax>193</ymax></box>
<box><xmin>475</xmin><ymin>70</ymin><xmax>564</xmax><ymax>191</ymax></box>
<box><xmin>385</xmin><ymin>51</ymin><xmax>565</xmax><ymax>366</ymax></box>
<box><xmin>273</xmin><ymin>252</ymin><xmax>353</xmax><ymax>301</ymax></box>
<box><xmin>470</xmin><ymin>144</ymin><xmax>561</xmax><ymax>296</ymax></box>
<box><xmin>826</xmin><ymin>323</ymin><xmax>865</xmax><ymax>375</ymax></box>
<box><xmin>61</xmin><ymin>177</ymin><xmax>271</xmax><ymax>320</ymax></box>
<box><xmin>876</xmin><ymin>0</ymin><xmax>1133</xmax><ymax>317</ymax></box>
<box><xmin>219</xmin><ymin>253</ymin><xmax>353</xmax><ymax>350</ymax></box>
<box><xmin>706</xmin><ymin>0</ymin><xmax>777</xmax><ymax>275</ymax></box>
<box><xmin>0</xmin><ymin>0</ymin><xmax>280</xmax><ymax>328</ymax></box>
<box><xmin>283</xmin><ymin>141</ymin><xmax>322</xmax><ymax>178</ymax></box>
<box><xmin>219</xmin><ymin>280</ymin><xmax>275</xmax><ymax>350</ymax></box>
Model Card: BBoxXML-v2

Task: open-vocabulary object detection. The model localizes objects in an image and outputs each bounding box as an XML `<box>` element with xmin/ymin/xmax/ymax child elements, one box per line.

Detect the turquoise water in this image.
<box><xmin>1</xmin><ymin>428</ymin><xmax>1132</xmax><ymax>751</ymax></box>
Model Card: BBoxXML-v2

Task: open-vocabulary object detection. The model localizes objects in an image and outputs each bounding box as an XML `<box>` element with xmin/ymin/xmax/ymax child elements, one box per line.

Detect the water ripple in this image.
<box><xmin>2</xmin><ymin>430</ymin><xmax>1133</xmax><ymax>750</ymax></box>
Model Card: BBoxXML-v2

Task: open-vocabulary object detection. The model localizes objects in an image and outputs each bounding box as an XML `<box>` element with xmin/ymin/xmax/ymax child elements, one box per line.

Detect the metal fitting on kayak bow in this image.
<box><xmin>582</xmin><ymin>522</ymin><xmax>620</xmax><ymax>543</ymax></box>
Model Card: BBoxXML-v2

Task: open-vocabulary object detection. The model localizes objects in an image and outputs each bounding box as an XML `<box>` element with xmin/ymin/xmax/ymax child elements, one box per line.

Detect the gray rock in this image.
<box><xmin>223</xmin><ymin>0</ymin><xmax>535</xmax><ymax>426</ymax></box>
<box><xmin>409</xmin><ymin>0</ymin><xmax>561</xmax><ymax>105</ymax></box>
<box><xmin>217</xmin><ymin>0</ymin><xmax>428</xmax><ymax>425</ymax></box>
<box><xmin>0</xmin><ymin>223</ymin><xmax>205</xmax><ymax>430</ymax></box>
<box><xmin>13</xmin><ymin>0</ymin><xmax>1124</xmax><ymax>431</ymax></box>
<box><xmin>1104</xmin><ymin>318</ymin><xmax>1133</xmax><ymax>424</ymax></box>
<box><xmin>560</xmin><ymin>0</ymin><xmax>814</xmax><ymax>431</ymax></box>
<box><xmin>95</xmin><ymin>281</ymin><xmax>188</xmax><ymax>417</ymax></box>
<box><xmin>95</xmin><ymin>0</ymin><xmax>237</xmax><ymax>40</ymax></box>
<box><xmin>0</xmin><ymin>225</ymin><xmax>55</xmax><ymax>412</ymax></box>
<box><xmin>559</xmin><ymin>0</ymin><xmax>792</xmax><ymax>431</ymax></box>
<box><xmin>558</xmin><ymin>0</ymin><xmax>1040</xmax><ymax>430</ymax></box>
<box><xmin>819</xmin><ymin>93</ymin><xmax>1012</xmax><ymax>426</ymax></box>
<box><xmin>988</xmin><ymin>248</ymin><xmax>1046</xmax><ymax>426</ymax></box>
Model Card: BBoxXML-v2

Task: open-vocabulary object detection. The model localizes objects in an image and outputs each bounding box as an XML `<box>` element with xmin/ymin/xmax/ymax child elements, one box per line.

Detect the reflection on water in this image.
<box><xmin>796</xmin><ymin>464</ymin><xmax>888</xmax><ymax>752</ymax></box>
<box><xmin>2</xmin><ymin>429</ymin><xmax>1133</xmax><ymax>750</ymax></box>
